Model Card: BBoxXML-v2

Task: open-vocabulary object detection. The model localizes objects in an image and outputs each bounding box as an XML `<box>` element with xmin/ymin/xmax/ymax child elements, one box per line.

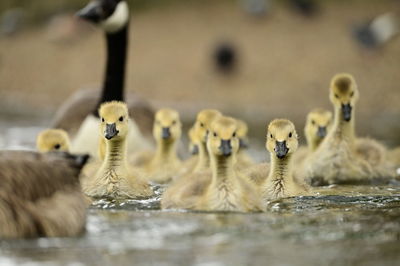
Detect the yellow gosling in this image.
<box><xmin>138</xmin><ymin>108</ymin><xmax>182</xmax><ymax>183</ymax></box>
<box><xmin>235</xmin><ymin>119</ymin><xmax>254</xmax><ymax>169</ymax></box>
<box><xmin>292</xmin><ymin>108</ymin><xmax>332</xmax><ymax>166</ymax></box>
<box><xmin>36</xmin><ymin>129</ymin><xmax>70</xmax><ymax>153</ymax></box>
<box><xmin>162</xmin><ymin>116</ymin><xmax>263</xmax><ymax>212</ymax></box>
<box><xmin>304</xmin><ymin>73</ymin><xmax>395</xmax><ymax>185</ymax></box>
<box><xmin>81</xmin><ymin>101</ymin><xmax>154</xmax><ymax>199</ymax></box>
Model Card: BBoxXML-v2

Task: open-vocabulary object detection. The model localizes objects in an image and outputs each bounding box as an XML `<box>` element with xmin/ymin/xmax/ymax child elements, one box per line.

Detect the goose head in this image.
<box><xmin>99</xmin><ymin>101</ymin><xmax>129</xmax><ymax>141</ymax></box>
<box><xmin>153</xmin><ymin>108</ymin><xmax>181</xmax><ymax>143</ymax></box>
<box><xmin>36</xmin><ymin>129</ymin><xmax>70</xmax><ymax>153</ymax></box>
<box><xmin>266</xmin><ymin>119</ymin><xmax>298</xmax><ymax>159</ymax></box>
<box><xmin>77</xmin><ymin>0</ymin><xmax>129</xmax><ymax>33</ymax></box>
<box><xmin>194</xmin><ymin>109</ymin><xmax>222</xmax><ymax>145</ymax></box>
<box><xmin>305</xmin><ymin>108</ymin><xmax>332</xmax><ymax>146</ymax></box>
<box><xmin>207</xmin><ymin>116</ymin><xmax>239</xmax><ymax>158</ymax></box>
<box><xmin>329</xmin><ymin>73</ymin><xmax>359</xmax><ymax>122</ymax></box>
<box><xmin>236</xmin><ymin>119</ymin><xmax>249</xmax><ymax>149</ymax></box>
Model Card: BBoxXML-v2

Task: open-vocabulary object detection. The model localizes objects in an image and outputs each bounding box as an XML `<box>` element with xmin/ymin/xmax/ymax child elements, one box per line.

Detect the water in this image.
<box><xmin>0</xmin><ymin>120</ymin><xmax>400</xmax><ymax>266</ymax></box>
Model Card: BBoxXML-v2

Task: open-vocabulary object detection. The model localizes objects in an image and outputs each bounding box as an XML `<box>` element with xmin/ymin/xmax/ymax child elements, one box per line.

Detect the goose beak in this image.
<box><xmin>191</xmin><ymin>144</ymin><xmax>199</xmax><ymax>155</ymax></box>
<box><xmin>76</xmin><ymin>1</ymin><xmax>102</xmax><ymax>23</ymax></box>
<box><xmin>275</xmin><ymin>141</ymin><xmax>289</xmax><ymax>159</ymax></box>
<box><xmin>342</xmin><ymin>103</ymin><xmax>352</xmax><ymax>122</ymax></box>
<box><xmin>219</xmin><ymin>139</ymin><xmax>232</xmax><ymax>157</ymax></box>
<box><xmin>162</xmin><ymin>127</ymin><xmax>171</xmax><ymax>139</ymax></box>
<box><xmin>317</xmin><ymin>126</ymin><xmax>327</xmax><ymax>138</ymax></box>
<box><xmin>105</xmin><ymin>123</ymin><xmax>119</xmax><ymax>140</ymax></box>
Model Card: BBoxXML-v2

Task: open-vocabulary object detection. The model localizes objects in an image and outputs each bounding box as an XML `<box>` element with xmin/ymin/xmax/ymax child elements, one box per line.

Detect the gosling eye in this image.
<box><xmin>101</xmin><ymin>118</ymin><xmax>105</xmax><ymax>122</ymax></box>
<box><xmin>172</xmin><ymin>120</ymin><xmax>176</xmax><ymax>125</ymax></box>
<box><xmin>119</xmin><ymin>116</ymin><xmax>124</xmax><ymax>122</ymax></box>
<box><xmin>335</xmin><ymin>94</ymin><xmax>339</xmax><ymax>99</ymax></box>
<box><xmin>232</xmin><ymin>132</ymin><xmax>236</xmax><ymax>138</ymax></box>
<box><xmin>213</xmin><ymin>132</ymin><xmax>218</xmax><ymax>137</ymax></box>
<box><xmin>200</xmin><ymin>122</ymin><xmax>204</xmax><ymax>128</ymax></box>
<box><xmin>270</xmin><ymin>134</ymin><xmax>273</xmax><ymax>139</ymax></box>
<box><xmin>311</xmin><ymin>120</ymin><xmax>316</xmax><ymax>125</ymax></box>
<box><xmin>54</xmin><ymin>144</ymin><xmax>61</xmax><ymax>150</ymax></box>
<box><xmin>289</xmin><ymin>132</ymin><xmax>293</xmax><ymax>138</ymax></box>
<box><xmin>350</xmin><ymin>91</ymin><xmax>354</xmax><ymax>97</ymax></box>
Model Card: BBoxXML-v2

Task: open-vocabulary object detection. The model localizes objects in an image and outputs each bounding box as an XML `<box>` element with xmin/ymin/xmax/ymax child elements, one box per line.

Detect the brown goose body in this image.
<box><xmin>0</xmin><ymin>151</ymin><xmax>88</xmax><ymax>238</ymax></box>
<box><xmin>51</xmin><ymin>89</ymin><xmax>154</xmax><ymax>138</ymax></box>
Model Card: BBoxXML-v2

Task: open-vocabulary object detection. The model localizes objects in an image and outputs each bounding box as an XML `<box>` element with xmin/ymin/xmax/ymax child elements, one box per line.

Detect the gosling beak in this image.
<box><xmin>341</xmin><ymin>103</ymin><xmax>352</xmax><ymax>122</ymax></box>
<box><xmin>105</xmin><ymin>123</ymin><xmax>119</xmax><ymax>140</ymax></box>
<box><xmin>239</xmin><ymin>138</ymin><xmax>249</xmax><ymax>149</ymax></box>
<box><xmin>275</xmin><ymin>141</ymin><xmax>289</xmax><ymax>159</ymax></box>
<box><xmin>317</xmin><ymin>126</ymin><xmax>327</xmax><ymax>138</ymax></box>
<box><xmin>219</xmin><ymin>139</ymin><xmax>232</xmax><ymax>157</ymax></box>
<box><xmin>76</xmin><ymin>1</ymin><xmax>102</xmax><ymax>23</ymax></box>
<box><xmin>162</xmin><ymin>127</ymin><xmax>171</xmax><ymax>139</ymax></box>
<box><xmin>191</xmin><ymin>144</ymin><xmax>199</xmax><ymax>155</ymax></box>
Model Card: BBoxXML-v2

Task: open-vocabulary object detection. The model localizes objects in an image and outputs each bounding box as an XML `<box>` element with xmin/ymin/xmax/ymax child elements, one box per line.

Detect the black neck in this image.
<box><xmin>93</xmin><ymin>25</ymin><xmax>128</xmax><ymax>116</ymax></box>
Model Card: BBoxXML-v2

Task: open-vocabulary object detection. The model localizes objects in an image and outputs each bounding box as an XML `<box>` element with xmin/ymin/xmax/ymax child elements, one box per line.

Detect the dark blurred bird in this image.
<box><xmin>353</xmin><ymin>13</ymin><xmax>399</xmax><ymax>49</ymax></box>
<box><xmin>0</xmin><ymin>151</ymin><xmax>89</xmax><ymax>238</ymax></box>
<box><xmin>289</xmin><ymin>0</ymin><xmax>318</xmax><ymax>17</ymax></box>
<box><xmin>213</xmin><ymin>42</ymin><xmax>238</xmax><ymax>74</ymax></box>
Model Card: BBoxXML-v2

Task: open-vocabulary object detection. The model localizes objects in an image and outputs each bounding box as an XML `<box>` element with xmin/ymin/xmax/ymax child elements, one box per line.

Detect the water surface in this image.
<box><xmin>0</xmin><ymin>121</ymin><xmax>399</xmax><ymax>266</ymax></box>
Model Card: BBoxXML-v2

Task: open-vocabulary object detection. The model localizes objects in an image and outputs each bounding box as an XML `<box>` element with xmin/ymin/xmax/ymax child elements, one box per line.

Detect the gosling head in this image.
<box><xmin>36</xmin><ymin>129</ymin><xmax>70</xmax><ymax>153</ymax></box>
<box><xmin>236</xmin><ymin>119</ymin><xmax>249</xmax><ymax>149</ymax></box>
<box><xmin>207</xmin><ymin>117</ymin><xmax>239</xmax><ymax>158</ymax></box>
<box><xmin>76</xmin><ymin>0</ymin><xmax>129</xmax><ymax>33</ymax></box>
<box><xmin>99</xmin><ymin>101</ymin><xmax>129</xmax><ymax>141</ymax></box>
<box><xmin>153</xmin><ymin>108</ymin><xmax>181</xmax><ymax>143</ymax></box>
<box><xmin>188</xmin><ymin>126</ymin><xmax>199</xmax><ymax>155</ymax></box>
<box><xmin>305</xmin><ymin>108</ymin><xmax>333</xmax><ymax>145</ymax></box>
<box><xmin>329</xmin><ymin>73</ymin><xmax>359</xmax><ymax>122</ymax></box>
<box><xmin>266</xmin><ymin>119</ymin><xmax>298</xmax><ymax>159</ymax></box>
<box><xmin>194</xmin><ymin>109</ymin><xmax>222</xmax><ymax>144</ymax></box>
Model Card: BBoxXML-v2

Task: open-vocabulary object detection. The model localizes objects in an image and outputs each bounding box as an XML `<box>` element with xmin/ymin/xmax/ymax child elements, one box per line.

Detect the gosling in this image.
<box><xmin>304</xmin><ymin>73</ymin><xmax>395</xmax><ymax>185</ymax></box>
<box><xmin>235</xmin><ymin>119</ymin><xmax>254</xmax><ymax>169</ymax></box>
<box><xmin>36</xmin><ymin>129</ymin><xmax>71</xmax><ymax>153</ymax></box>
<box><xmin>135</xmin><ymin>108</ymin><xmax>182</xmax><ymax>184</ymax></box>
<box><xmin>246</xmin><ymin>119</ymin><xmax>310</xmax><ymax>201</ymax></box>
<box><xmin>0</xmin><ymin>151</ymin><xmax>89</xmax><ymax>238</ymax></box>
<box><xmin>162</xmin><ymin>116</ymin><xmax>263</xmax><ymax>212</ymax></box>
<box><xmin>81</xmin><ymin>101</ymin><xmax>154</xmax><ymax>199</ymax></box>
<box><xmin>292</xmin><ymin>108</ymin><xmax>332</xmax><ymax>166</ymax></box>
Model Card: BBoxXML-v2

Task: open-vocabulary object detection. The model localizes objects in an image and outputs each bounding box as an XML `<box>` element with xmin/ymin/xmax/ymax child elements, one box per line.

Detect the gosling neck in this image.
<box><xmin>102</xmin><ymin>137</ymin><xmax>127</xmax><ymax>169</ymax></box>
<box><xmin>307</xmin><ymin>136</ymin><xmax>323</xmax><ymax>152</ymax></box>
<box><xmin>331</xmin><ymin>105</ymin><xmax>356</xmax><ymax>142</ymax></box>
<box><xmin>210</xmin><ymin>153</ymin><xmax>236</xmax><ymax>184</ymax></box>
<box><xmin>193</xmin><ymin>141</ymin><xmax>210</xmax><ymax>172</ymax></box>
<box><xmin>153</xmin><ymin>139</ymin><xmax>178</xmax><ymax>163</ymax></box>
<box><xmin>268</xmin><ymin>154</ymin><xmax>292</xmax><ymax>182</ymax></box>
<box><xmin>93</xmin><ymin>25</ymin><xmax>128</xmax><ymax>116</ymax></box>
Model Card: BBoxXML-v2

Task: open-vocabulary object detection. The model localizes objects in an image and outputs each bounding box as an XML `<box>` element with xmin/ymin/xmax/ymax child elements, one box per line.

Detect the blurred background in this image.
<box><xmin>0</xmin><ymin>0</ymin><xmax>399</xmax><ymax>146</ymax></box>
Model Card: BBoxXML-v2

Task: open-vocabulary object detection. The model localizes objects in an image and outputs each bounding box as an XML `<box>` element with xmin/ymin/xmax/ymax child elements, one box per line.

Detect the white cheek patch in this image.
<box><xmin>101</xmin><ymin>1</ymin><xmax>129</xmax><ymax>33</ymax></box>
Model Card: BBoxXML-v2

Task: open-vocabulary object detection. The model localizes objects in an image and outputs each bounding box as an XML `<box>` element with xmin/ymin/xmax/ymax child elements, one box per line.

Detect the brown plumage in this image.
<box><xmin>0</xmin><ymin>151</ymin><xmax>89</xmax><ymax>238</ymax></box>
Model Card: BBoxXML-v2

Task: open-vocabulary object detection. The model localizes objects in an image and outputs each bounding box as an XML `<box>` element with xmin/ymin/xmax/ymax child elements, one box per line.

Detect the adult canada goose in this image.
<box><xmin>36</xmin><ymin>129</ymin><xmax>71</xmax><ymax>153</ymax></box>
<box><xmin>304</xmin><ymin>73</ymin><xmax>396</xmax><ymax>185</ymax></box>
<box><xmin>51</xmin><ymin>0</ymin><xmax>154</xmax><ymax>157</ymax></box>
<box><xmin>81</xmin><ymin>101</ymin><xmax>154</xmax><ymax>199</ymax></box>
<box><xmin>162</xmin><ymin>116</ymin><xmax>263</xmax><ymax>212</ymax></box>
<box><xmin>0</xmin><ymin>151</ymin><xmax>89</xmax><ymax>238</ymax></box>
<box><xmin>134</xmin><ymin>108</ymin><xmax>182</xmax><ymax>184</ymax></box>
